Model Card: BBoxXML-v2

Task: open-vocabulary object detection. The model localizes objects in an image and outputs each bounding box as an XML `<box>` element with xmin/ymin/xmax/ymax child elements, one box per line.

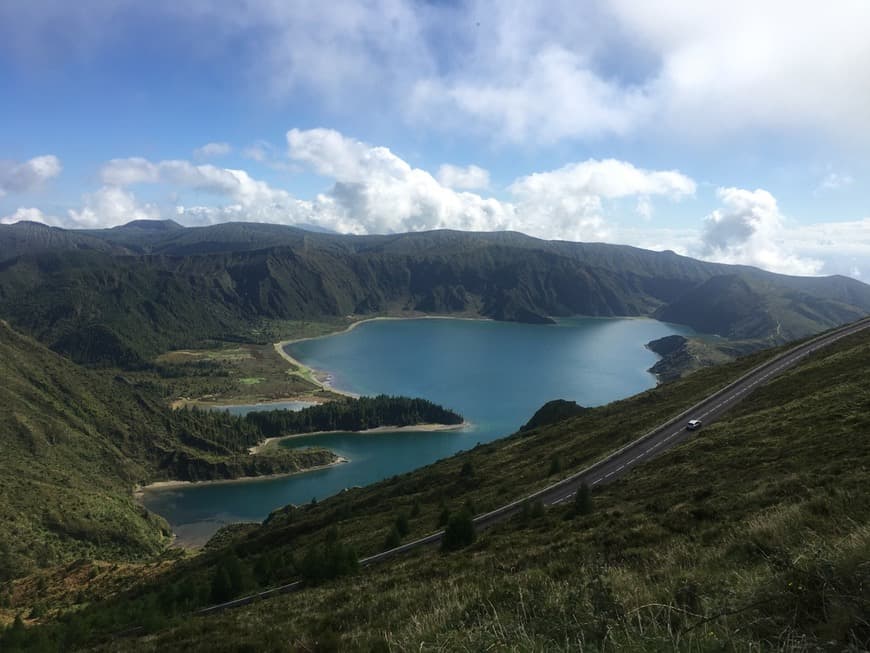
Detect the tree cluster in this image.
<box><xmin>244</xmin><ymin>395</ymin><xmax>463</xmax><ymax>436</ymax></box>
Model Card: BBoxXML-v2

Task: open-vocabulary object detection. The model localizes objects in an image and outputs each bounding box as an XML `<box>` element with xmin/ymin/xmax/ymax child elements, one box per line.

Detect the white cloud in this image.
<box><xmin>610</xmin><ymin>1</ymin><xmax>870</xmax><ymax>141</ymax></box>
<box><xmin>782</xmin><ymin>218</ymin><xmax>870</xmax><ymax>280</ymax></box>
<box><xmin>509</xmin><ymin>159</ymin><xmax>695</xmax><ymax>201</ymax></box>
<box><xmin>285</xmin><ymin>128</ymin><xmax>694</xmax><ymax>241</ymax></box>
<box><xmin>100</xmin><ymin>157</ymin><xmax>160</xmax><ymax>186</ymax></box>
<box><xmin>410</xmin><ymin>2</ymin><xmax>870</xmax><ymax>145</ymax></box>
<box><xmin>4</xmin><ymin>3</ymin><xmax>870</xmax><ymax>146</ymax></box>
<box><xmin>67</xmin><ymin>186</ymin><xmax>161</xmax><ymax>228</ymax></box>
<box><xmin>243</xmin><ymin>142</ymin><xmax>270</xmax><ymax>163</ymax></box>
<box><xmin>817</xmin><ymin>172</ymin><xmax>854</xmax><ymax>193</ymax></box>
<box><xmin>0</xmin><ymin>207</ymin><xmax>58</xmax><ymax>226</ymax></box>
<box><xmin>698</xmin><ymin>187</ymin><xmax>822</xmax><ymax>275</ymax></box>
<box><xmin>635</xmin><ymin>197</ymin><xmax>653</xmax><ymax>220</ymax></box>
<box><xmin>0</xmin><ymin>155</ymin><xmax>62</xmax><ymax>195</ymax></box>
<box><xmin>193</xmin><ymin>142</ymin><xmax>231</xmax><ymax>159</ymax></box>
<box><xmin>412</xmin><ymin>45</ymin><xmax>651</xmax><ymax>144</ymax></box>
<box><xmin>437</xmin><ymin>164</ymin><xmax>490</xmax><ymax>190</ymax></box>
<box><xmin>101</xmin><ymin>158</ymin><xmax>293</xmax><ymax>208</ymax></box>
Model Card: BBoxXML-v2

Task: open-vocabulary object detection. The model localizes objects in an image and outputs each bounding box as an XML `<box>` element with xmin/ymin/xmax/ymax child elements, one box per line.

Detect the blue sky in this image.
<box><xmin>1</xmin><ymin>1</ymin><xmax>869</xmax><ymax>279</ymax></box>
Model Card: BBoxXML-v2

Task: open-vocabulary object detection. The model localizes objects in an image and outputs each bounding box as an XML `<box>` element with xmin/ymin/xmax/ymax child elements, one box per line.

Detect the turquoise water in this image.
<box><xmin>142</xmin><ymin>317</ymin><xmax>692</xmax><ymax>544</ymax></box>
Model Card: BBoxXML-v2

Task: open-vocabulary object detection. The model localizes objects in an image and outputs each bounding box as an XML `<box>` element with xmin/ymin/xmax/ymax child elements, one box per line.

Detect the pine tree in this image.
<box><xmin>574</xmin><ymin>481</ymin><xmax>592</xmax><ymax>516</ymax></box>
<box><xmin>441</xmin><ymin>510</ymin><xmax>476</xmax><ymax>551</ymax></box>
<box><xmin>395</xmin><ymin>512</ymin><xmax>410</xmax><ymax>537</ymax></box>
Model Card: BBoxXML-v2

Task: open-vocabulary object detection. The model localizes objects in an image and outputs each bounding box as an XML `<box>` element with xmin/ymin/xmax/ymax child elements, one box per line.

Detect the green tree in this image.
<box><xmin>574</xmin><ymin>482</ymin><xmax>592</xmax><ymax>516</ymax></box>
<box><xmin>2</xmin><ymin>614</ymin><xmax>27</xmax><ymax>650</ymax></box>
<box><xmin>437</xmin><ymin>506</ymin><xmax>451</xmax><ymax>528</ymax></box>
<box><xmin>441</xmin><ymin>510</ymin><xmax>476</xmax><ymax>551</ymax></box>
<box><xmin>395</xmin><ymin>512</ymin><xmax>410</xmax><ymax>537</ymax></box>
<box><xmin>210</xmin><ymin>566</ymin><xmax>234</xmax><ymax>604</ymax></box>
<box><xmin>384</xmin><ymin>526</ymin><xmax>402</xmax><ymax>549</ymax></box>
<box><xmin>210</xmin><ymin>553</ymin><xmax>253</xmax><ymax>603</ymax></box>
<box><xmin>299</xmin><ymin>531</ymin><xmax>358</xmax><ymax>584</ymax></box>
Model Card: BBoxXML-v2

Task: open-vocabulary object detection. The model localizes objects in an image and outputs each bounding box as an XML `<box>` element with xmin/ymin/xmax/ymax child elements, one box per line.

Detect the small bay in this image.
<box><xmin>141</xmin><ymin>317</ymin><xmax>693</xmax><ymax>544</ymax></box>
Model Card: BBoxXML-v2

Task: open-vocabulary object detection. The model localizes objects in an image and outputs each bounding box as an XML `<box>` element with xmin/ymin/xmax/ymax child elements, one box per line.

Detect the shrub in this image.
<box><xmin>395</xmin><ymin>513</ymin><xmax>410</xmax><ymax>537</ymax></box>
<box><xmin>384</xmin><ymin>526</ymin><xmax>402</xmax><ymax>550</ymax></box>
<box><xmin>441</xmin><ymin>510</ymin><xmax>476</xmax><ymax>551</ymax></box>
<box><xmin>574</xmin><ymin>482</ymin><xmax>592</xmax><ymax>516</ymax></box>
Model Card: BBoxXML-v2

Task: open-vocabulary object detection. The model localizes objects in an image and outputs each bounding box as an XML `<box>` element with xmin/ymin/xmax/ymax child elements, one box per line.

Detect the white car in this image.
<box><xmin>686</xmin><ymin>419</ymin><xmax>702</xmax><ymax>431</ymax></box>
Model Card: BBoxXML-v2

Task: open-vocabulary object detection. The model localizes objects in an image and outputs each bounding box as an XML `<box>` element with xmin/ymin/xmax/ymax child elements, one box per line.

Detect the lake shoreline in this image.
<box><xmin>248</xmin><ymin>421</ymin><xmax>471</xmax><ymax>454</ymax></box>
<box><xmin>133</xmin><ymin>455</ymin><xmax>350</xmax><ymax>496</ymax></box>
<box><xmin>274</xmin><ymin>314</ymin><xmax>494</xmax><ymax>397</ymax></box>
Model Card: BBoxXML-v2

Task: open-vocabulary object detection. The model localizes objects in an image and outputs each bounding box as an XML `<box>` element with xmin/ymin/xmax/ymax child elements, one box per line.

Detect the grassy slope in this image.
<box><xmin>0</xmin><ymin>322</ymin><xmax>335</xmax><ymax>578</ymax></box>
<box><xmin>0</xmin><ymin>321</ymin><xmax>169</xmax><ymax>576</ymax></box>
<box><xmin>104</xmin><ymin>328</ymin><xmax>870</xmax><ymax>651</ymax></box>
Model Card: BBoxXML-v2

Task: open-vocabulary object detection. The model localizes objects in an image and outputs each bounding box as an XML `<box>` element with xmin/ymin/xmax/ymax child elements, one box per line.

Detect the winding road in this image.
<box><xmin>196</xmin><ymin>315</ymin><xmax>870</xmax><ymax>616</ymax></box>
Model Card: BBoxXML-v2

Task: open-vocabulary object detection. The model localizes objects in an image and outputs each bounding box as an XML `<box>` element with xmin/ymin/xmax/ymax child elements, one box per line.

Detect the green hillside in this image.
<box><xmin>0</xmin><ymin>321</ymin><xmax>336</xmax><ymax>577</ymax></box>
<box><xmin>6</xmin><ymin>326</ymin><xmax>869</xmax><ymax>650</ymax></box>
<box><xmin>2</xmin><ymin>222</ymin><xmax>869</xmax><ymax>367</ymax></box>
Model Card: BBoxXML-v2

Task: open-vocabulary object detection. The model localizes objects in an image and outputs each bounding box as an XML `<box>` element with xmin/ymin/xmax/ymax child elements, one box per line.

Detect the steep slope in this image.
<box><xmin>0</xmin><ymin>322</ymin><xmax>334</xmax><ymax>577</ymax></box>
<box><xmin>0</xmin><ymin>320</ymin><xmax>169</xmax><ymax>576</ymax></box>
<box><xmin>656</xmin><ymin>273</ymin><xmax>869</xmax><ymax>340</ymax></box>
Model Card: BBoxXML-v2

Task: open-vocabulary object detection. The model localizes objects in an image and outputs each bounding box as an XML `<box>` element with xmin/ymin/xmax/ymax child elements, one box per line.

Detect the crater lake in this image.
<box><xmin>141</xmin><ymin>317</ymin><xmax>694</xmax><ymax>544</ymax></box>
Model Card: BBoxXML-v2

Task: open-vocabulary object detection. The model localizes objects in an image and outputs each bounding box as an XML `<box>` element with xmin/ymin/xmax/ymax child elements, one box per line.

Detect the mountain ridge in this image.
<box><xmin>1</xmin><ymin>220</ymin><xmax>869</xmax><ymax>366</ymax></box>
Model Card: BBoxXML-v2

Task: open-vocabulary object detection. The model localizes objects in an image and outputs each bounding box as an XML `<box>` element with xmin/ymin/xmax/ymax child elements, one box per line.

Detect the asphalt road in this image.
<box><xmin>196</xmin><ymin>315</ymin><xmax>870</xmax><ymax>616</ymax></box>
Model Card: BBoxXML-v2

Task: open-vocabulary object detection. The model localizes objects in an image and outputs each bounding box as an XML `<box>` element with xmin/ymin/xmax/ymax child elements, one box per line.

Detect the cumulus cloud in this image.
<box><xmin>0</xmin><ymin>207</ymin><xmax>58</xmax><ymax>225</ymax></box>
<box><xmin>698</xmin><ymin>187</ymin><xmax>822</xmax><ymax>275</ymax></box>
<box><xmin>101</xmin><ymin>158</ymin><xmax>293</xmax><ymax>208</ymax></box>
<box><xmin>285</xmin><ymin>128</ymin><xmax>694</xmax><ymax>241</ymax></box>
<box><xmin>70</xmin><ymin>128</ymin><xmax>690</xmax><ymax>240</ymax></box>
<box><xmin>193</xmin><ymin>142</ymin><xmax>231</xmax><ymax>159</ymax></box>
<box><xmin>509</xmin><ymin>159</ymin><xmax>695</xmax><ymax>201</ymax></box>
<box><xmin>67</xmin><ymin>186</ymin><xmax>161</xmax><ymax>228</ymax></box>
<box><xmin>437</xmin><ymin>164</ymin><xmax>490</xmax><ymax>190</ymax></box>
<box><xmin>0</xmin><ymin>155</ymin><xmax>62</xmax><ymax>195</ymax></box>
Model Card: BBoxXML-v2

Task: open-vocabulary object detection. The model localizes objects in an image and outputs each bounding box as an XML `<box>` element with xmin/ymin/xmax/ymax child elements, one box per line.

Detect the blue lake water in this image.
<box><xmin>141</xmin><ymin>317</ymin><xmax>693</xmax><ymax>544</ymax></box>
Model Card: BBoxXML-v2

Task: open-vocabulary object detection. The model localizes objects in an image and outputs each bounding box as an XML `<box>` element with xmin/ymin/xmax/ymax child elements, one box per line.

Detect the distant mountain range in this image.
<box><xmin>1</xmin><ymin>219</ymin><xmax>869</xmax><ymax>366</ymax></box>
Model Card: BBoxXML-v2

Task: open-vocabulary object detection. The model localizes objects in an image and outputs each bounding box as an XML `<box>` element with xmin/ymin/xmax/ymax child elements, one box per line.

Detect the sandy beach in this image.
<box><xmin>248</xmin><ymin>421</ymin><xmax>470</xmax><ymax>454</ymax></box>
<box><xmin>133</xmin><ymin>455</ymin><xmax>350</xmax><ymax>496</ymax></box>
